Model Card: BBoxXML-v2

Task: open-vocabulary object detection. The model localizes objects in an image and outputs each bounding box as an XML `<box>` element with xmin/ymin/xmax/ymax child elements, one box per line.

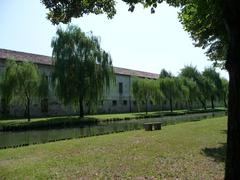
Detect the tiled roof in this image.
<box><xmin>0</xmin><ymin>48</ymin><xmax>159</xmax><ymax>79</ymax></box>
<box><xmin>113</xmin><ymin>67</ymin><xmax>159</xmax><ymax>79</ymax></box>
<box><xmin>0</xmin><ymin>48</ymin><xmax>52</xmax><ymax>65</ymax></box>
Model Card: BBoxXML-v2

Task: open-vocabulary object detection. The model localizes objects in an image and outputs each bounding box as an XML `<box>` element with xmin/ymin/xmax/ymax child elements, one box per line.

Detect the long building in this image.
<box><xmin>0</xmin><ymin>48</ymin><xmax>161</xmax><ymax>117</ymax></box>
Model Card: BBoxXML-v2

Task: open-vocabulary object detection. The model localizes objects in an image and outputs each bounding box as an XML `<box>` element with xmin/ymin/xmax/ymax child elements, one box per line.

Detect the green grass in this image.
<box><xmin>0</xmin><ymin>116</ymin><xmax>227</xmax><ymax>179</ymax></box>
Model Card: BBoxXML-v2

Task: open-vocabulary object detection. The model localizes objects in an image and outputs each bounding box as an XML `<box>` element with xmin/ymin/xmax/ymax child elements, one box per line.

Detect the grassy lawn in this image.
<box><xmin>0</xmin><ymin>116</ymin><xmax>226</xmax><ymax>179</ymax></box>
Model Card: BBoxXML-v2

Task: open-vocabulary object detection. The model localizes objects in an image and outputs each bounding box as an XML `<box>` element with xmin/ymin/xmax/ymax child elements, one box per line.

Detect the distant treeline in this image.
<box><xmin>131</xmin><ymin>66</ymin><xmax>228</xmax><ymax>114</ymax></box>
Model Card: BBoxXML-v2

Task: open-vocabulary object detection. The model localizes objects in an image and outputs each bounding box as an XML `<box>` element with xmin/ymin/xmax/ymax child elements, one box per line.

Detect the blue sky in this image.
<box><xmin>0</xmin><ymin>0</ymin><xmax>228</xmax><ymax>78</ymax></box>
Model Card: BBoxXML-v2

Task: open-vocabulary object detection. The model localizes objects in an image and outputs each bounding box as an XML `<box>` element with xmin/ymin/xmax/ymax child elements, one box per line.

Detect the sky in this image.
<box><xmin>0</xmin><ymin>0</ymin><xmax>228</xmax><ymax>78</ymax></box>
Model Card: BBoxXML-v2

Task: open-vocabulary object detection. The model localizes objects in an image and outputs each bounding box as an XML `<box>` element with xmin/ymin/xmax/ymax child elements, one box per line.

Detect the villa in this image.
<box><xmin>0</xmin><ymin>48</ymin><xmax>162</xmax><ymax>117</ymax></box>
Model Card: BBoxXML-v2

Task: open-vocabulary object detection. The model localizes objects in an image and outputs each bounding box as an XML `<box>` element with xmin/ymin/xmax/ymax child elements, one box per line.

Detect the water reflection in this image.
<box><xmin>0</xmin><ymin>112</ymin><xmax>226</xmax><ymax>149</ymax></box>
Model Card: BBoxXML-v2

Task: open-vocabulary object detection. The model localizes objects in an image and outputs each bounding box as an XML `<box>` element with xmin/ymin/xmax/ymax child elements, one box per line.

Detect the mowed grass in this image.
<box><xmin>0</xmin><ymin>116</ymin><xmax>226</xmax><ymax>179</ymax></box>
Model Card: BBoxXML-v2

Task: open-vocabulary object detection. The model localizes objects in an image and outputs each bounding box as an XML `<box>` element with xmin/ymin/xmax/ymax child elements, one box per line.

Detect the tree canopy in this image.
<box><xmin>15</xmin><ymin>61</ymin><xmax>40</xmax><ymax>121</ymax></box>
<box><xmin>0</xmin><ymin>60</ymin><xmax>18</xmax><ymax>116</ymax></box>
<box><xmin>52</xmin><ymin>25</ymin><xmax>114</xmax><ymax>117</ymax></box>
<box><xmin>131</xmin><ymin>77</ymin><xmax>161</xmax><ymax>114</ymax></box>
<box><xmin>0</xmin><ymin>59</ymin><xmax>40</xmax><ymax>121</ymax></box>
<box><xmin>41</xmin><ymin>0</ymin><xmax>228</xmax><ymax>67</ymax></box>
<box><xmin>159</xmin><ymin>69</ymin><xmax>173</xmax><ymax>78</ymax></box>
<box><xmin>202</xmin><ymin>67</ymin><xmax>223</xmax><ymax>109</ymax></box>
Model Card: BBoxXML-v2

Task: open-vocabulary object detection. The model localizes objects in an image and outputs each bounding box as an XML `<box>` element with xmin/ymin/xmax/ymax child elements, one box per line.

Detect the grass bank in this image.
<box><xmin>0</xmin><ymin>108</ymin><xmax>226</xmax><ymax>131</ymax></box>
<box><xmin>0</xmin><ymin>116</ymin><xmax>226</xmax><ymax>179</ymax></box>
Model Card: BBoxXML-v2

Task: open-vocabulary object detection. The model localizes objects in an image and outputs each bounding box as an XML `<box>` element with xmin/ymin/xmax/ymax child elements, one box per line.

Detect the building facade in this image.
<box><xmin>0</xmin><ymin>48</ymin><xmax>160</xmax><ymax>117</ymax></box>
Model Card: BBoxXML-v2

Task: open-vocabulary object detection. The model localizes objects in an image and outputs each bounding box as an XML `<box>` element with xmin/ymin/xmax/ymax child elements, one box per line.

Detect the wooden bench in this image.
<box><xmin>144</xmin><ymin>122</ymin><xmax>162</xmax><ymax>131</ymax></box>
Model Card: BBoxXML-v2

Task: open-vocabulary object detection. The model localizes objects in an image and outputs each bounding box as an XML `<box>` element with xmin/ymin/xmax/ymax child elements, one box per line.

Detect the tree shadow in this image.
<box><xmin>220</xmin><ymin>129</ymin><xmax>227</xmax><ymax>134</ymax></box>
<box><xmin>202</xmin><ymin>143</ymin><xmax>226</xmax><ymax>162</ymax></box>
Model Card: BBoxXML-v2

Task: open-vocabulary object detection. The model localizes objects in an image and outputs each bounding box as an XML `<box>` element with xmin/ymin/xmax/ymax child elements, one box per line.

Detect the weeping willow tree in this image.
<box><xmin>0</xmin><ymin>60</ymin><xmax>18</xmax><ymax>116</ymax></box>
<box><xmin>131</xmin><ymin>77</ymin><xmax>162</xmax><ymax>114</ymax></box>
<box><xmin>202</xmin><ymin>67</ymin><xmax>223</xmax><ymax>110</ymax></box>
<box><xmin>179</xmin><ymin>76</ymin><xmax>199</xmax><ymax>111</ymax></box>
<box><xmin>158</xmin><ymin>77</ymin><xmax>185</xmax><ymax>112</ymax></box>
<box><xmin>0</xmin><ymin>60</ymin><xmax>40</xmax><ymax>121</ymax></box>
<box><xmin>17</xmin><ymin>61</ymin><xmax>40</xmax><ymax>121</ymax></box>
<box><xmin>51</xmin><ymin>25</ymin><xmax>114</xmax><ymax>117</ymax></box>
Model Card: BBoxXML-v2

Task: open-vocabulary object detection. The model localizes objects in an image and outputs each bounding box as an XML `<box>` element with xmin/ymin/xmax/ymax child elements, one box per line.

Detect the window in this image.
<box><xmin>123</xmin><ymin>100</ymin><xmax>128</xmax><ymax>106</ymax></box>
<box><xmin>112</xmin><ymin>100</ymin><xmax>117</xmax><ymax>106</ymax></box>
<box><xmin>119</xmin><ymin>82</ymin><xmax>123</xmax><ymax>94</ymax></box>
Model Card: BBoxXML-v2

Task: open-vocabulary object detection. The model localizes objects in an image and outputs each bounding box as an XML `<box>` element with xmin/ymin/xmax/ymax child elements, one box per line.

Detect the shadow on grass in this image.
<box><xmin>202</xmin><ymin>143</ymin><xmax>226</xmax><ymax>162</ymax></box>
<box><xmin>220</xmin><ymin>129</ymin><xmax>227</xmax><ymax>134</ymax></box>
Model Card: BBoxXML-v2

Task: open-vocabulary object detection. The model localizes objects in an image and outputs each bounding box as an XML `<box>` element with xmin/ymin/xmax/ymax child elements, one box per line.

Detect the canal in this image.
<box><xmin>0</xmin><ymin>111</ymin><xmax>226</xmax><ymax>149</ymax></box>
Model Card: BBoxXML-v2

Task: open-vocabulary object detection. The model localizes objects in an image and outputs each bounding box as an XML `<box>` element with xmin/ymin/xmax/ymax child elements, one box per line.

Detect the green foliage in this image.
<box><xmin>202</xmin><ymin>67</ymin><xmax>223</xmax><ymax>106</ymax></box>
<box><xmin>159</xmin><ymin>68</ymin><xmax>172</xmax><ymax>78</ymax></box>
<box><xmin>178</xmin><ymin>0</ymin><xmax>227</xmax><ymax>65</ymax></box>
<box><xmin>221</xmin><ymin>78</ymin><xmax>228</xmax><ymax>107</ymax></box>
<box><xmin>16</xmin><ymin>62</ymin><xmax>40</xmax><ymax>99</ymax></box>
<box><xmin>131</xmin><ymin>77</ymin><xmax>161</xmax><ymax>114</ymax></box>
<box><xmin>41</xmin><ymin>0</ymin><xmax>116</xmax><ymax>24</ymax></box>
<box><xmin>42</xmin><ymin>0</ymin><xmax>227</xmax><ymax>67</ymax></box>
<box><xmin>180</xmin><ymin>65</ymin><xmax>207</xmax><ymax>109</ymax></box>
<box><xmin>178</xmin><ymin>76</ymin><xmax>199</xmax><ymax>109</ymax></box>
<box><xmin>158</xmin><ymin>76</ymin><xmax>184</xmax><ymax>112</ymax></box>
<box><xmin>15</xmin><ymin>61</ymin><xmax>40</xmax><ymax>121</ymax></box>
<box><xmin>0</xmin><ymin>59</ymin><xmax>40</xmax><ymax>121</ymax></box>
<box><xmin>0</xmin><ymin>60</ymin><xmax>19</xmax><ymax>116</ymax></box>
<box><xmin>52</xmin><ymin>25</ymin><xmax>114</xmax><ymax>117</ymax></box>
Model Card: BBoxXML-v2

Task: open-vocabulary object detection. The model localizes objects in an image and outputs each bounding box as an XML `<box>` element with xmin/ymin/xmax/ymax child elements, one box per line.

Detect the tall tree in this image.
<box><xmin>180</xmin><ymin>65</ymin><xmax>208</xmax><ymax>110</ymax></box>
<box><xmin>1</xmin><ymin>60</ymin><xmax>40</xmax><ymax>121</ymax></box>
<box><xmin>179</xmin><ymin>76</ymin><xmax>199</xmax><ymax>110</ymax></box>
<box><xmin>202</xmin><ymin>67</ymin><xmax>223</xmax><ymax>109</ymax></box>
<box><xmin>0</xmin><ymin>60</ymin><xmax>18</xmax><ymax>116</ymax></box>
<box><xmin>16</xmin><ymin>61</ymin><xmax>40</xmax><ymax>121</ymax></box>
<box><xmin>158</xmin><ymin>77</ymin><xmax>182</xmax><ymax>112</ymax></box>
<box><xmin>52</xmin><ymin>25</ymin><xmax>114</xmax><ymax>117</ymax></box>
<box><xmin>221</xmin><ymin>78</ymin><xmax>229</xmax><ymax>108</ymax></box>
<box><xmin>131</xmin><ymin>77</ymin><xmax>161</xmax><ymax>114</ymax></box>
<box><xmin>159</xmin><ymin>69</ymin><xmax>172</xmax><ymax>78</ymax></box>
<box><xmin>42</xmin><ymin>0</ymin><xmax>240</xmax><ymax>177</ymax></box>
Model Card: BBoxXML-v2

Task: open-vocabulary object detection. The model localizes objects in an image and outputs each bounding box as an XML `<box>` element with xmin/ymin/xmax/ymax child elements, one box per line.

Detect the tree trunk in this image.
<box><xmin>199</xmin><ymin>98</ymin><xmax>206</xmax><ymax>110</ymax></box>
<box><xmin>1</xmin><ymin>98</ymin><xmax>9</xmax><ymax>117</ymax></box>
<box><xmin>224</xmin><ymin>97</ymin><xmax>228</xmax><ymax>108</ymax></box>
<box><xmin>211</xmin><ymin>96</ymin><xmax>215</xmax><ymax>110</ymax></box>
<box><xmin>188</xmin><ymin>100</ymin><xmax>192</xmax><ymax>111</ymax></box>
<box><xmin>225</xmin><ymin>46</ymin><xmax>240</xmax><ymax>179</ymax></box>
<box><xmin>145</xmin><ymin>99</ymin><xmax>148</xmax><ymax>115</ymax></box>
<box><xmin>202</xmin><ymin>101</ymin><xmax>206</xmax><ymax>110</ymax></box>
<box><xmin>27</xmin><ymin>97</ymin><xmax>30</xmax><ymax>122</ymax></box>
<box><xmin>79</xmin><ymin>99</ymin><xmax>84</xmax><ymax>118</ymax></box>
<box><xmin>170</xmin><ymin>97</ymin><xmax>173</xmax><ymax>112</ymax></box>
<box><xmin>224</xmin><ymin>0</ymin><xmax>240</xmax><ymax>178</ymax></box>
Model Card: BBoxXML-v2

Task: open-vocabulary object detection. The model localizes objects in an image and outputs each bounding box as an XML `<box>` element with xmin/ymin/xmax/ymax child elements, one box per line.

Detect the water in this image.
<box><xmin>0</xmin><ymin>112</ymin><xmax>226</xmax><ymax>149</ymax></box>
